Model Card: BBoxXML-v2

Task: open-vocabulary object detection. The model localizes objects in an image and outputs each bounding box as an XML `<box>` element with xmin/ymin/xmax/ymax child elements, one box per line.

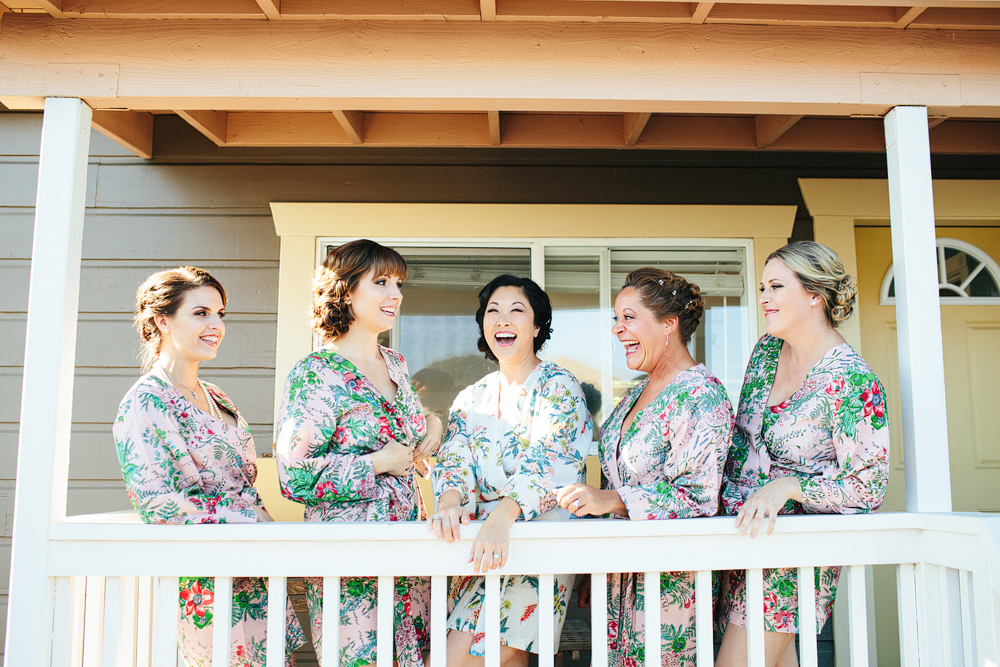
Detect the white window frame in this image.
<box><xmin>317</xmin><ymin>236</ymin><xmax>758</xmax><ymax>419</ymax></box>
<box><xmin>880</xmin><ymin>237</ymin><xmax>1000</xmax><ymax>306</ymax></box>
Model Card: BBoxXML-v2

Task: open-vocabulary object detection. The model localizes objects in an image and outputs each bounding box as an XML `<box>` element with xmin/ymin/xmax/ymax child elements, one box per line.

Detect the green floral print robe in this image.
<box><xmin>599</xmin><ymin>365</ymin><xmax>734</xmax><ymax>667</ymax></box>
<box><xmin>720</xmin><ymin>335</ymin><xmax>889</xmax><ymax>634</ymax></box>
<box><xmin>276</xmin><ymin>346</ymin><xmax>430</xmax><ymax>667</ymax></box>
<box><xmin>432</xmin><ymin>361</ymin><xmax>593</xmax><ymax>656</ymax></box>
<box><xmin>113</xmin><ymin>373</ymin><xmax>305</xmax><ymax>667</ymax></box>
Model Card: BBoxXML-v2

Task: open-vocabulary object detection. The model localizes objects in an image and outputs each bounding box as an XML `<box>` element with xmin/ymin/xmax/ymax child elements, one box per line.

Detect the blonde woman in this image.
<box><xmin>114</xmin><ymin>266</ymin><xmax>304</xmax><ymax>666</ymax></box>
<box><xmin>717</xmin><ymin>242</ymin><xmax>890</xmax><ymax>667</ymax></box>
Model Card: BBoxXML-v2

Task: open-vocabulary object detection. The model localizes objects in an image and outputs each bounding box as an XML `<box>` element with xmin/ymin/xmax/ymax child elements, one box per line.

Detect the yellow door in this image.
<box><xmin>856</xmin><ymin>226</ymin><xmax>1000</xmax><ymax>512</ymax></box>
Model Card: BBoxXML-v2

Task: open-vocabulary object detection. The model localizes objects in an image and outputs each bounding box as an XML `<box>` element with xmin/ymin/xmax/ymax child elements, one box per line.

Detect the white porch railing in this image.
<box><xmin>37</xmin><ymin>512</ymin><xmax>1000</xmax><ymax>667</ymax></box>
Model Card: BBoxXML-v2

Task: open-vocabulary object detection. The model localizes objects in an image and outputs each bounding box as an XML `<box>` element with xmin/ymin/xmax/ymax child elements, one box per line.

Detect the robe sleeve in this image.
<box><xmin>431</xmin><ymin>384</ymin><xmax>478</xmax><ymax>517</ymax></box>
<box><xmin>798</xmin><ymin>373</ymin><xmax>890</xmax><ymax>513</ymax></box>
<box><xmin>499</xmin><ymin>373</ymin><xmax>590</xmax><ymax>521</ymax></box>
<box><xmin>275</xmin><ymin>359</ymin><xmax>380</xmax><ymax>506</ymax></box>
<box><xmin>616</xmin><ymin>383</ymin><xmax>732</xmax><ymax>520</ymax></box>
<box><xmin>113</xmin><ymin>391</ymin><xmax>258</xmax><ymax>524</ymax></box>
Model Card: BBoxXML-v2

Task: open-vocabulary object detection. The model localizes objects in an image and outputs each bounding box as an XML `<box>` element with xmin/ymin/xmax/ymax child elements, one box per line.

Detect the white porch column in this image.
<box><xmin>884</xmin><ymin>106</ymin><xmax>952</xmax><ymax>513</ymax></box>
<box><xmin>4</xmin><ymin>98</ymin><xmax>92</xmax><ymax>665</ymax></box>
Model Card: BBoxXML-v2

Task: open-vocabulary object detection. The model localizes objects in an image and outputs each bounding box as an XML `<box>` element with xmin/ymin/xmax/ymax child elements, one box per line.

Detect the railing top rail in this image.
<box><xmin>41</xmin><ymin>512</ymin><xmax>1000</xmax><ymax>579</ymax></box>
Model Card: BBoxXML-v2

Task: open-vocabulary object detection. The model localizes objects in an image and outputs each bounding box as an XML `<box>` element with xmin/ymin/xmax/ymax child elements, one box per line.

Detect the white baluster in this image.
<box><xmin>959</xmin><ymin>570</ymin><xmax>973</xmax><ymax>666</ymax></box>
<box><xmin>83</xmin><ymin>576</ymin><xmax>107</xmax><ymax>667</ymax></box>
<box><xmin>896</xmin><ymin>564</ymin><xmax>919</xmax><ymax>667</ymax></box>
<box><xmin>537</xmin><ymin>574</ymin><xmax>554</xmax><ymax>667</ymax></box>
<box><xmin>971</xmin><ymin>557</ymin><xmax>998</xmax><ymax>667</ymax></box>
<box><xmin>796</xmin><ymin>567</ymin><xmax>817</xmax><ymax>667</ymax></box>
<box><xmin>429</xmin><ymin>576</ymin><xmax>447</xmax><ymax>667</ymax></box>
<box><xmin>71</xmin><ymin>576</ymin><xmax>87</xmax><ymax>667</ymax></box>
<box><xmin>694</xmin><ymin>570</ymin><xmax>713</xmax><ymax>667</ymax></box>
<box><xmin>154</xmin><ymin>577</ymin><xmax>179</xmax><ymax>667</ymax></box>
<box><xmin>101</xmin><ymin>577</ymin><xmax>121</xmax><ymax>667</ymax></box>
<box><xmin>590</xmin><ymin>573</ymin><xmax>608</xmax><ymax>667</ymax></box>
<box><xmin>845</xmin><ymin>564</ymin><xmax>869</xmax><ymax>667</ymax></box>
<box><xmin>212</xmin><ymin>578</ymin><xmax>233</xmax><ymax>667</ymax></box>
<box><xmin>745</xmin><ymin>569</ymin><xmax>765</xmax><ymax>667</ymax></box>
<box><xmin>266</xmin><ymin>577</ymin><xmax>287</xmax><ymax>667</ymax></box>
<box><xmin>484</xmin><ymin>575</ymin><xmax>500</xmax><ymax>667</ymax></box>
<box><xmin>52</xmin><ymin>577</ymin><xmax>72</xmax><ymax>667</ymax></box>
<box><xmin>118</xmin><ymin>577</ymin><xmax>139</xmax><ymax>667</ymax></box>
<box><xmin>135</xmin><ymin>577</ymin><xmax>153</xmax><ymax>667</ymax></box>
<box><xmin>644</xmin><ymin>571</ymin><xmax>660</xmax><ymax>667</ymax></box>
<box><xmin>376</xmin><ymin>576</ymin><xmax>394</xmax><ymax>666</ymax></box>
<box><xmin>937</xmin><ymin>566</ymin><xmax>954</xmax><ymax>665</ymax></box>
<box><xmin>322</xmin><ymin>576</ymin><xmax>341</xmax><ymax>667</ymax></box>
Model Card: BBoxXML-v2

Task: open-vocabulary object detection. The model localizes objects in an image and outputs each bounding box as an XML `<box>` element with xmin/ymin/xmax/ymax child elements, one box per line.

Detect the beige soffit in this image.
<box><xmin>798</xmin><ymin>179</ymin><xmax>1000</xmax><ymax>220</ymax></box>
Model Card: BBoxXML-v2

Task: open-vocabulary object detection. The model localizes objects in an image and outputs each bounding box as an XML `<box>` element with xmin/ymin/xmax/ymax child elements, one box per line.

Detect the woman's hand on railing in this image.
<box><xmin>412</xmin><ymin>414</ymin><xmax>443</xmax><ymax>477</ymax></box>
<box><xmin>734</xmin><ymin>476</ymin><xmax>803</xmax><ymax>538</ymax></box>
<box><xmin>370</xmin><ymin>439</ymin><xmax>414</xmax><ymax>477</ymax></box>
<box><xmin>468</xmin><ymin>497</ymin><xmax>521</xmax><ymax>574</ymax></box>
<box><xmin>555</xmin><ymin>483</ymin><xmax>627</xmax><ymax>518</ymax></box>
<box><xmin>428</xmin><ymin>489</ymin><xmax>468</xmax><ymax>543</ymax></box>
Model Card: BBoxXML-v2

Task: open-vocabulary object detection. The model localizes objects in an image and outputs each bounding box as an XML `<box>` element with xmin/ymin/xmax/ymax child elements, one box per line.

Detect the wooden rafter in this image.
<box><xmin>498</xmin><ymin>0</ymin><xmax>691</xmax><ymax>21</ymax></box>
<box><xmin>277</xmin><ymin>0</ymin><xmax>480</xmax><ymax>20</ymax></box>
<box><xmin>175</xmin><ymin>109</ymin><xmax>227</xmax><ymax>146</ymax></box>
<box><xmin>755</xmin><ymin>114</ymin><xmax>803</xmax><ymax>148</ymax></box>
<box><xmin>928</xmin><ymin>115</ymin><xmax>948</xmax><ymax>129</ymax></box>
<box><xmin>226</xmin><ymin>112</ymin><xmax>354</xmax><ymax>145</ymax></box>
<box><xmin>691</xmin><ymin>2</ymin><xmax>715</xmax><ymax>22</ymax></box>
<box><xmin>91</xmin><ymin>110</ymin><xmax>153</xmax><ymax>158</ymax></box>
<box><xmin>23</xmin><ymin>0</ymin><xmax>61</xmax><ymax>16</ymax></box>
<box><xmin>480</xmin><ymin>0</ymin><xmax>495</xmax><ymax>20</ymax></box>
<box><xmin>60</xmin><ymin>0</ymin><xmax>266</xmax><ymax>18</ymax></box>
<box><xmin>254</xmin><ymin>0</ymin><xmax>280</xmax><ymax>19</ymax></box>
<box><xmin>894</xmin><ymin>5</ymin><xmax>928</xmax><ymax>26</ymax></box>
<box><xmin>488</xmin><ymin>111</ymin><xmax>500</xmax><ymax>146</ymax></box>
<box><xmin>332</xmin><ymin>110</ymin><xmax>364</xmax><ymax>144</ymax></box>
<box><xmin>624</xmin><ymin>112</ymin><xmax>652</xmax><ymax>147</ymax></box>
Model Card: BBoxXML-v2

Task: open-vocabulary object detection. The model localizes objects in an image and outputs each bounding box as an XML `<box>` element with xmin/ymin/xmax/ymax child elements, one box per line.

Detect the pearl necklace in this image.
<box><xmin>154</xmin><ymin>364</ymin><xmax>222</xmax><ymax>422</ymax></box>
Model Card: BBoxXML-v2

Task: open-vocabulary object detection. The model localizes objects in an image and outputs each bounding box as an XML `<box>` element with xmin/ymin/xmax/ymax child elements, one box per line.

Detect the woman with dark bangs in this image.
<box><xmin>276</xmin><ymin>239</ymin><xmax>444</xmax><ymax>667</ymax></box>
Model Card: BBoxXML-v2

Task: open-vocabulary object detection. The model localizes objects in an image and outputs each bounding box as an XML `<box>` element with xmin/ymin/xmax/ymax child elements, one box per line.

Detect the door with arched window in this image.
<box><xmin>857</xmin><ymin>228</ymin><xmax>1000</xmax><ymax>512</ymax></box>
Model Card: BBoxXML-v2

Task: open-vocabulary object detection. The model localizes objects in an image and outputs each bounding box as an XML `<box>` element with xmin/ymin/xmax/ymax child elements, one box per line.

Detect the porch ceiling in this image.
<box><xmin>0</xmin><ymin>7</ymin><xmax>998</xmax><ymax>158</ymax></box>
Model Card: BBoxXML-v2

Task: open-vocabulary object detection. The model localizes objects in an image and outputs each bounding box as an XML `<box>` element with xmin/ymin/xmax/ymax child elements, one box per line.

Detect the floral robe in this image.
<box><xmin>599</xmin><ymin>365</ymin><xmax>734</xmax><ymax>667</ymax></box>
<box><xmin>276</xmin><ymin>346</ymin><xmax>430</xmax><ymax>667</ymax></box>
<box><xmin>114</xmin><ymin>373</ymin><xmax>306</xmax><ymax>667</ymax></box>
<box><xmin>432</xmin><ymin>361</ymin><xmax>593</xmax><ymax>656</ymax></box>
<box><xmin>720</xmin><ymin>335</ymin><xmax>889</xmax><ymax>633</ymax></box>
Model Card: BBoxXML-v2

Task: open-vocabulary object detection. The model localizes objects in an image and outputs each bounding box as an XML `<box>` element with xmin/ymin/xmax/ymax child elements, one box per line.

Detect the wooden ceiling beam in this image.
<box><xmin>707</xmin><ymin>3</ymin><xmax>899</xmax><ymax>26</ymax></box>
<box><xmin>22</xmin><ymin>0</ymin><xmax>61</xmax><ymax>16</ymax></box>
<box><xmin>91</xmin><ymin>109</ymin><xmax>153</xmax><ymax>158</ymax></box>
<box><xmin>279</xmin><ymin>0</ymin><xmax>480</xmax><ymax>19</ymax></box>
<box><xmin>480</xmin><ymin>0</ymin><xmax>495</xmax><ymax>20</ymax></box>
<box><xmin>175</xmin><ymin>110</ymin><xmax>227</xmax><ymax>146</ymax></box>
<box><xmin>893</xmin><ymin>5</ymin><xmax>927</xmax><ymax>26</ymax></box>
<box><xmin>488</xmin><ymin>111</ymin><xmax>500</xmax><ymax>146</ymax></box>
<box><xmin>332</xmin><ymin>110</ymin><xmax>364</xmax><ymax>144</ymax></box>
<box><xmin>929</xmin><ymin>120</ymin><xmax>1000</xmax><ymax>153</ymax></box>
<box><xmin>3</xmin><ymin>17</ymin><xmax>998</xmax><ymax>117</ymax></box>
<box><xmin>364</xmin><ymin>112</ymin><xmax>491</xmax><ymax>146</ymax></box>
<box><xmin>755</xmin><ymin>114</ymin><xmax>803</xmax><ymax>148</ymax></box>
<box><xmin>226</xmin><ymin>112</ymin><xmax>354</xmax><ymax>145</ymax></box>
<box><xmin>60</xmin><ymin>0</ymin><xmax>266</xmax><ymax>18</ymax></box>
<box><xmin>928</xmin><ymin>115</ymin><xmax>948</xmax><ymax>129</ymax></box>
<box><xmin>498</xmin><ymin>0</ymin><xmax>691</xmax><ymax>21</ymax></box>
<box><xmin>907</xmin><ymin>6</ymin><xmax>1000</xmax><ymax>28</ymax></box>
<box><xmin>625</xmin><ymin>112</ymin><xmax>652</xmax><ymax>147</ymax></box>
<box><xmin>254</xmin><ymin>0</ymin><xmax>280</xmax><ymax>19</ymax></box>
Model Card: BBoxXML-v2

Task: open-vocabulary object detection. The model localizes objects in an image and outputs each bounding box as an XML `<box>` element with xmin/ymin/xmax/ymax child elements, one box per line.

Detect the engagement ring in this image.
<box><xmin>492</xmin><ymin>553</ymin><xmax>502</xmax><ymax>559</ymax></box>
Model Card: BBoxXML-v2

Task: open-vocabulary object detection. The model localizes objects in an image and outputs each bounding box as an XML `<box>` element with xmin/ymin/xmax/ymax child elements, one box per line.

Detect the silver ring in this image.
<box><xmin>571</xmin><ymin>500</ymin><xmax>582</xmax><ymax>509</ymax></box>
<box><xmin>492</xmin><ymin>552</ymin><xmax>502</xmax><ymax>559</ymax></box>
<box><xmin>432</xmin><ymin>514</ymin><xmax>441</xmax><ymax>521</ymax></box>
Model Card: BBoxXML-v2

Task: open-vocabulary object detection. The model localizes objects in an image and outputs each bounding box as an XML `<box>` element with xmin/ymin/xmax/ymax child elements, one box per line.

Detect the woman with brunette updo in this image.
<box><xmin>114</xmin><ymin>266</ymin><xmax>304</xmax><ymax>666</ymax></box>
<box><xmin>716</xmin><ymin>241</ymin><xmax>889</xmax><ymax>667</ymax></box>
<box><xmin>428</xmin><ymin>274</ymin><xmax>593</xmax><ymax>667</ymax></box>
<box><xmin>556</xmin><ymin>268</ymin><xmax>734</xmax><ymax>667</ymax></box>
<box><xmin>276</xmin><ymin>239</ymin><xmax>443</xmax><ymax>667</ymax></box>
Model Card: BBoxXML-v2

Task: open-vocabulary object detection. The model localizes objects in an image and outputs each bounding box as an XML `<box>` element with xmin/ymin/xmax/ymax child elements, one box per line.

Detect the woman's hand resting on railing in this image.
<box><xmin>428</xmin><ymin>489</ymin><xmax>468</xmax><ymax>542</ymax></box>
<box><xmin>734</xmin><ymin>476</ymin><xmax>802</xmax><ymax>538</ymax></box>
<box><xmin>555</xmin><ymin>483</ymin><xmax>628</xmax><ymax>518</ymax></box>
<box><xmin>412</xmin><ymin>414</ymin><xmax>443</xmax><ymax>477</ymax></box>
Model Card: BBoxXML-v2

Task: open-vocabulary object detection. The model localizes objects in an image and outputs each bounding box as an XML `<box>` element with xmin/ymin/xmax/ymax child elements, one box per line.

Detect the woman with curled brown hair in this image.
<box><xmin>717</xmin><ymin>241</ymin><xmax>889</xmax><ymax>667</ymax></box>
<box><xmin>275</xmin><ymin>239</ymin><xmax>443</xmax><ymax>667</ymax></box>
<box><xmin>556</xmin><ymin>267</ymin><xmax>734</xmax><ymax>666</ymax></box>
<box><xmin>113</xmin><ymin>266</ymin><xmax>305</xmax><ymax>666</ymax></box>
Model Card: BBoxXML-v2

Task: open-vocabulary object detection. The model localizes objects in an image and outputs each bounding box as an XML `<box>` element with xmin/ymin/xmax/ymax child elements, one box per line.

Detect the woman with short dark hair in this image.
<box><xmin>276</xmin><ymin>239</ymin><xmax>443</xmax><ymax>667</ymax></box>
<box><xmin>428</xmin><ymin>274</ymin><xmax>593</xmax><ymax>667</ymax></box>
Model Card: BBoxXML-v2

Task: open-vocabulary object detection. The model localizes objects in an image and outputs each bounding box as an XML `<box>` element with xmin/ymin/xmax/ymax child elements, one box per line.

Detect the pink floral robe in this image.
<box><xmin>720</xmin><ymin>335</ymin><xmax>890</xmax><ymax>633</ymax></box>
<box><xmin>276</xmin><ymin>346</ymin><xmax>430</xmax><ymax>667</ymax></box>
<box><xmin>114</xmin><ymin>373</ymin><xmax>305</xmax><ymax>667</ymax></box>
<box><xmin>599</xmin><ymin>365</ymin><xmax>733</xmax><ymax>667</ymax></box>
